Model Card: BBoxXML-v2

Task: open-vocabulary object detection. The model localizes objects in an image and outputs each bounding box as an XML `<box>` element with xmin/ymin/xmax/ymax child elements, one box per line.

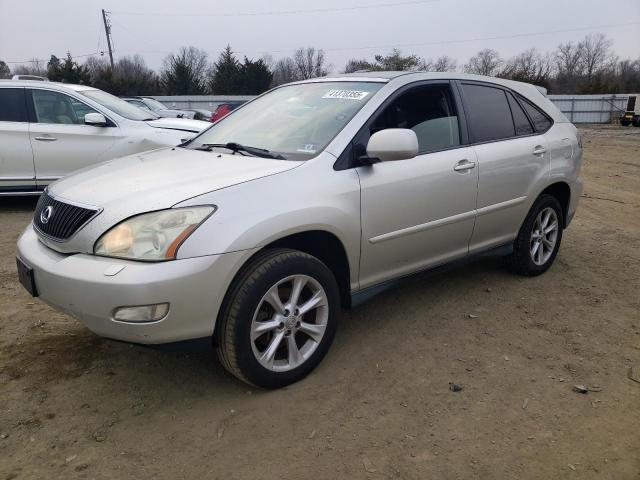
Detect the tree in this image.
<box><xmin>555</xmin><ymin>41</ymin><xmax>584</xmax><ymax>77</ymax></box>
<box><xmin>464</xmin><ymin>48</ymin><xmax>503</xmax><ymax>76</ymax></box>
<box><xmin>428</xmin><ymin>55</ymin><xmax>457</xmax><ymax>72</ymax></box>
<box><xmin>209</xmin><ymin>45</ymin><xmax>240</xmax><ymax>94</ymax></box>
<box><xmin>579</xmin><ymin>33</ymin><xmax>613</xmax><ymax>80</ymax></box>
<box><xmin>372</xmin><ymin>49</ymin><xmax>426</xmax><ymax>71</ymax></box>
<box><xmin>238</xmin><ymin>57</ymin><xmax>272</xmax><ymax>94</ymax></box>
<box><xmin>47</xmin><ymin>53</ymin><xmax>90</xmax><ymax>84</ymax></box>
<box><xmin>500</xmin><ymin>48</ymin><xmax>553</xmax><ymax>88</ymax></box>
<box><xmin>0</xmin><ymin>60</ymin><xmax>10</xmax><ymax>79</ymax></box>
<box><xmin>343</xmin><ymin>58</ymin><xmax>374</xmax><ymax>73</ymax></box>
<box><xmin>86</xmin><ymin>55</ymin><xmax>159</xmax><ymax>95</ymax></box>
<box><xmin>293</xmin><ymin>47</ymin><xmax>328</xmax><ymax>79</ymax></box>
<box><xmin>160</xmin><ymin>46</ymin><xmax>208</xmax><ymax>95</ymax></box>
<box><xmin>12</xmin><ymin>58</ymin><xmax>47</xmax><ymax>77</ymax></box>
<box><xmin>271</xmin><ymin>57</ymin><xmax>299</xmax><ymax>86</ymax></box>
<box><xmin>343</xmin><ymin>49</ymin><xmax>427</xmax><ymax>72</ymax></box>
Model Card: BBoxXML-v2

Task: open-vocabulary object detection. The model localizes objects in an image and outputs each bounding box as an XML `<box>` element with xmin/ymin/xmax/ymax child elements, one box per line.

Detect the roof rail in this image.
<box><xmin>11</xmin><ymin>75</ymin><xmax>48</xmax><ymax>81</ymax></box>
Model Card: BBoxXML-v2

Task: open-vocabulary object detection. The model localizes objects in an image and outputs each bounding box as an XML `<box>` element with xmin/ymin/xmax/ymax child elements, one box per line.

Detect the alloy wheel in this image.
<box><xmin>250</xmin><ymin>275</ymin><xmax>329</xmax><ymax>372</ymax></box>
<box><xmin>530</xmin><ymin>207</ymin><xmax>559</xmax><ymax>266</ymax></box>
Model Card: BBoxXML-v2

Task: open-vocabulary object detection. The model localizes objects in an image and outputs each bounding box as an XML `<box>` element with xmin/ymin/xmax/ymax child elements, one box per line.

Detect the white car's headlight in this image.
<box><xmin>94</xmin><ymin>206</ymin><xmax>215</xmax><ymax>261</ymax></box>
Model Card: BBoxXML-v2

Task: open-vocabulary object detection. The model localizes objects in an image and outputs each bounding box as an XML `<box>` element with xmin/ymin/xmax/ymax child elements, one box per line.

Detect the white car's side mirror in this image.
<box><xmin>366</xmin><ymin>128</ymin><xmax>419</xmax><ymax>162</ymax></box>
<box><xmin>85</xmin><ymin>113</ymin><xmax>108</xmax><ymax>127</ymax></box>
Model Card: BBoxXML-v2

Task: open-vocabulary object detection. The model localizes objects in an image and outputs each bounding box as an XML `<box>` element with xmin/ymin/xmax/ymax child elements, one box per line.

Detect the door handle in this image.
<box><xmin>453</xmin><ymin>159</ymin><xmax>476</xmax><ymax>172</ymax></box>
<box><xmin>532</xmin><ymin>145</ymin><xmax>547</xmax><ymax>156</ymax></box>
<box><xmin>34</xmin><ymin>136</ymin><xmax>58</xmax><ymax>142</ymax></box>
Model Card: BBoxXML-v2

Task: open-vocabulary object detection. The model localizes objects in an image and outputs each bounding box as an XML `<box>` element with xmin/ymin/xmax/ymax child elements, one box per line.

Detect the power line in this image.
<box><xmin>112</xmin><ymin>0</ymin><xmax>444</xmax><ymax>17</ymax></box>
<box><xmin>6</xmin><ymin>20</ymin><xmax>638</xmax><ymax>65</ymax></box>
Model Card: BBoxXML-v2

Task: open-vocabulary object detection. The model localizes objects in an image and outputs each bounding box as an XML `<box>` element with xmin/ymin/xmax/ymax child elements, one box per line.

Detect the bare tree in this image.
<box><xmin>271</xmin><ymin>57</ymin><xmax>299</xmax><ymax>86</ymax></box>
<box><xmin>501</xmin><ymin>48</ymin><xmax>553</xmax><ymax>87</ymax></box>
<box><xmin>579</xmin><ymin>34</ymin><xmax>613</xmax><ymax>80</ymax></box>
<box><xmin>464</xmin><ymin>49</ymin><xmax>503</xmax><ymax>76</ymax></box>
<box><xmin>293</xmin><ymin>47</ymin><xmax>328</xmax><ymax>79</ymax></box>
<box><xmin>429</xmin><ymin>55</ymin><xmax>457</xmax><ymax>72</ymax></box>
<box><xmin>555</xmin><ymin>41</ymin><xmax>584</xmax><ymax>77</ymax></box>
<box><xmin>12</xmin><ymin>58</ymin><xmax>47</xmax><ymax>77</ymax></box>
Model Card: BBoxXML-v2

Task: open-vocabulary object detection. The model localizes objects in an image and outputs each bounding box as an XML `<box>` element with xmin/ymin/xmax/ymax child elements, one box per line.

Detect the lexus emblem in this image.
<box><xmin>40</xmin><ymin>206</ymin><xmax>54</xmax><ymax>224</ymax></box>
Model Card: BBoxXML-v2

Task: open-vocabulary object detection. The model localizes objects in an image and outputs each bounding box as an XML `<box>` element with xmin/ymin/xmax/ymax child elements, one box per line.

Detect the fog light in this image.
<box><xmin>113</xmin><ymin>303</ymin><xmax>169</xmax><ymax>323</ymax></box>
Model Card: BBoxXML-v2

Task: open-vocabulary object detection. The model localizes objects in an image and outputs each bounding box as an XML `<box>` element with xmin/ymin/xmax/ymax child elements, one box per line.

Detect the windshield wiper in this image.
<box><xmin>195</xmin><ymin>142</ymin><xmax>285</xmax><ymax>160</ymax></box>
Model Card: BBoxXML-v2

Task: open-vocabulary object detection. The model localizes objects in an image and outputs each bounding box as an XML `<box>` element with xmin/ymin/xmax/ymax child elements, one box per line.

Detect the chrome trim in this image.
<box><xmin>0</xmin><ymin>191</ymin><xmax>41</xmax><ymax>196</ymax></box>
<box><xmin>476</xmin><ymin>196</ymin><xmax>527</xmax><ymax>217</ymax></box>
<box><xmin>0</xmin><ymin>176</ymin><xmax>35</xmax><ymax>180</ymax></box>
<box><xmin>32</xmin><ymin>189</ymin><xmax>103</xmax><ymax>243</ymax></box>
<box><xmin>369</xmin><ymin>209</ymin><xmax>476</xmax><ymax>244</ymax></box>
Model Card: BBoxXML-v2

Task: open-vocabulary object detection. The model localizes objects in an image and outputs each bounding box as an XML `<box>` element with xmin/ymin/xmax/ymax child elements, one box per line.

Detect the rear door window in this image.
<box><xmin>0</xmin><ymin>88</ymin><xmax>28</xmax><ymax>122</ymax></box>
<box><xmin>518</xmin><ymin>95</ymin><xmax>552</xmax><ymax>132</ymax></box>
<box><xmin>506</xmin><ymin>92</ymin><xmax>534</xmax><ymax>136</ymax></box>
<box><xmin>461</xmin><ymin>83</ymin><xmax>515</xmax><ymax>143</ymax></box>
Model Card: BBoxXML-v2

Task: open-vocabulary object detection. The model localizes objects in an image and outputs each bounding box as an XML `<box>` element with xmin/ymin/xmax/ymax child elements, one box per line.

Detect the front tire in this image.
<box><xmin>507</xmin><ymin>194</ymin><xmax>563</xmax><ymax>276</ymax></box>
<box><xmin>216</xmin><ymin>249</ymin><xmax>340</xmax><ymax>388</ymax></box>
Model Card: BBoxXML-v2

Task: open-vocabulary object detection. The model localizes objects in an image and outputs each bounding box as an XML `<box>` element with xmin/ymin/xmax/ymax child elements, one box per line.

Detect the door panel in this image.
<box><xmin>469</xmin><ymin>136</ymin><xmax>548</xmax><ymax>253</ymax></box>
<box><xmin>0</xmin><ymin>122</ymin><xmax>35</xmax><ymax>191</ymax></box>
<box><xmin>29</xmin><ymin>89</ymin><xmax>115</xmax><ymax>185</ymax></box>
<box><xmin>358</xmin><ymin>146</ymin><xmax>478</xmax><ymax>288</ymax></box>
<box><xmin>0</xmin><ymin>87</ymin><xmax>35</xmax><ymax>192</ymax></box>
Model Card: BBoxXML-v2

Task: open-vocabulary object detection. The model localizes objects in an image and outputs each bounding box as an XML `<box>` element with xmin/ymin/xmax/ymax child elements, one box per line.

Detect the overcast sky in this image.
<box><xmin>1</xmin><ymin>0</ymin><xmax>638</xmax><ymax>73</ymax></box>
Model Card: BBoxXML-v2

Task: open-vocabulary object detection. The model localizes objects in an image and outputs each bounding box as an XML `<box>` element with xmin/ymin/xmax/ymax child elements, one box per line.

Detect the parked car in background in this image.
<box><xmin>122</xmin><ymin>96</ymin><xmax>196</xmax><ymax>119</ymax></box>
<box><xmin>0</xmin><ymin>80</ymin><xmax>210</xmax><ymax>195</ymax></box>
<box><xmin>16</xmin><ymin>72</ymin><xmax>582</xmax><ymax>388</ymax></box>
<box><xmin>210</xmin><ymin>102</ymin><xmax>243</xmax><ymax>122</ymax></box>
<box><xmin>187</xmin><ymin>108</ymin><xmax>213</xmax><ymax>121</ymax></box>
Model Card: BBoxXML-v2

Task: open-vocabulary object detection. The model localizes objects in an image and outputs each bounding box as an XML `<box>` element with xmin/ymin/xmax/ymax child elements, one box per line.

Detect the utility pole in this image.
<box><xmin>101</xmin><ymin>9</ymin><xmax>114</xmax><ymax>69</ymax></box>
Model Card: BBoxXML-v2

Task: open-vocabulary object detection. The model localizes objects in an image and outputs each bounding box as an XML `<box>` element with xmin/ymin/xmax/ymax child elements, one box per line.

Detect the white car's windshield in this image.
<box><xmin>80</xmin><ymin>90</ymin><xmax>158</xmax><ymax>121</ymax></box>
<box><xmin>143</xmin><ymin>98</ymin><xmax>169</xmax><ymax>111</ymax></box>
<box><xmin>186</xmin><ymin>81</ymin><xmax>383</xmax><ymax>160</ymax></box>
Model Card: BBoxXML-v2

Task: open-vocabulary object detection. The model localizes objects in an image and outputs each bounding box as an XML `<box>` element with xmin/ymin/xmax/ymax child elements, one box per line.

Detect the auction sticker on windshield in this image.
<box><xmin>322</xmin><ymin>90</ymin><xmax>370</xmax><ymax>100</ymax></box>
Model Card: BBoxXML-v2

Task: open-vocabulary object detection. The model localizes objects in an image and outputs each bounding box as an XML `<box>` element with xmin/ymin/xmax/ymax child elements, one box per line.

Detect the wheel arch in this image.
<box><xmin>539</xmin><ymin>182</ymin><xmax>571</xmax><ymax>228</ymax></box>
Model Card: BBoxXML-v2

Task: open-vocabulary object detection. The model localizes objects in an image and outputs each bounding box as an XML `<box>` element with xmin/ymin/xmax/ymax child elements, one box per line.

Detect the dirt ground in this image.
<box><xmin>1</xmin><ymin>125</ymin><xmax>639</xmax><ymax>480</ymax></box>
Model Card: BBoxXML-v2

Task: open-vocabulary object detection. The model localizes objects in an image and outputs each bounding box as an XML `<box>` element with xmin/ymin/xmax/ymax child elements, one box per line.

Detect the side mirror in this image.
<box><xmin>84</xmin><ymin>112</ymin><xmax>108</xmax><ymax>127</ymax></box>
<box><xmin>365</xmin><ymin>128</ymin><xmax>419</xmax><ymax>162</ymax></box>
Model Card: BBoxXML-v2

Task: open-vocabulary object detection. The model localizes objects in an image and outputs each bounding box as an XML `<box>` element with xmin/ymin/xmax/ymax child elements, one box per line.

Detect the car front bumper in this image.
<box><xmin>17</xmin><ymin>226</ymin><xmax>255</xmax><ymax>344</ymax></box>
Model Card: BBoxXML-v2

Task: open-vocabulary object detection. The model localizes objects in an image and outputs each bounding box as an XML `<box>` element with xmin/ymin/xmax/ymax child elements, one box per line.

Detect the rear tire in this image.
<box><xmin>216</xmin><ymin>249</ymin><xmax>340</xmax><ymax>388</ymax></box>
<box><xmin>632</xmin><ymin>118</ymin><xmax>640</xmax><ymax>127</ymax></box>
<box><xmin>507</xmin><ymin>194</ymin><xmax>563</xmax><ymax>276</ymax></box>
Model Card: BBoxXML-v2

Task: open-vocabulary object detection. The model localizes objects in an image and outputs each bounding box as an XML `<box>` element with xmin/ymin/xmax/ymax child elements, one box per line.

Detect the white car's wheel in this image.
<box><xmin>216</xmin><ymin>249</ymin><xmax>340</xmax><ymax>388</ymax></box>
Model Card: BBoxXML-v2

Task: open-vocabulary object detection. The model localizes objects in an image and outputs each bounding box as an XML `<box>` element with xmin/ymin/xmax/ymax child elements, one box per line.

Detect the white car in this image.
<box><xmin>121</xmin><ymin>96</ymin><xmax>196</xmax><ymax>119</ymax></box>
<box><xmin>0</xmin><ymin>80</ymin><xmax>210</xmax><ymax>195</ymax></box>
<box><xmin>16</xmin><ymin>72</ymin><xmax>582</xmax><ymax>388</ymax></box>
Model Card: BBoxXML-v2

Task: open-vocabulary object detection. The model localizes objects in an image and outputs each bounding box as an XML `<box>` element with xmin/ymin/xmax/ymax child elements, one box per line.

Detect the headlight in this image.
<box><xmin>94</xmin><ymin>206</ymin><xmax>215</xmax><ymax>261</ymax></box>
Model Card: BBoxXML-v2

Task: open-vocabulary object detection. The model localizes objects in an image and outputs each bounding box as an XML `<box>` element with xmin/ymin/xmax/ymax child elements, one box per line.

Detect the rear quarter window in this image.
<box><xmin>461</xmin><ymin>83</ymin><xmax>515</xmax><ymax>143</ymax></box>
<box><xmin>518</xmin><ymin>95</ymin><xmax>553</xmax><ymax>132</ymax></box>
<box><xmin>0</xmin><ymin>88</ymin><xmax>28</xmax><ymax>122</ymax></box>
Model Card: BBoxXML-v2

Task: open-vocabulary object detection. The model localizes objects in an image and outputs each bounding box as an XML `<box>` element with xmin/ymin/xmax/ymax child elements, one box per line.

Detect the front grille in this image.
<box><xmin>33</xmin><ymin>193</ymin><xmax>99</xmax><ymax>241</ymax></box>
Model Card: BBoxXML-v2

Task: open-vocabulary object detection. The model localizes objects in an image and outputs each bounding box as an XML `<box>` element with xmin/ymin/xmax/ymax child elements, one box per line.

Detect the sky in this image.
<box><xmin>1</xmin><ymin>0</ymin><xmax>639</xmax><ymax>73</ymax></box>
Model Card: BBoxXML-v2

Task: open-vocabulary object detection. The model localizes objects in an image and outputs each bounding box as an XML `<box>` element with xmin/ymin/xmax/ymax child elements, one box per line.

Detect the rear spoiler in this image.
<box><xmin>535</xmin><ymin>85</ymin><xmax>548</xmax><ymax>97</ymax></box>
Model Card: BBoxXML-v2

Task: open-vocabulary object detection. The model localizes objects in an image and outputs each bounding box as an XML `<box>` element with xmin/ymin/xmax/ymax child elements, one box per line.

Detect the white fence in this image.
<box><xmin>547</xmin><ymin>94</ymin><xmax>629</xmax><ymax>123</ymax></box>
<box><xmin>155</xmin><ymin>93</ymin><xmax>632</xmax><ymax>124</ymax></box>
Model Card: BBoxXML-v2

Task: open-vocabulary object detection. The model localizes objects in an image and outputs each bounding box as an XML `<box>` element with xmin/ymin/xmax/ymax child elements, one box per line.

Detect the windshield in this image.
<box><xmin>143</xmin><ymin>98</ymin><xmax>169</xmax><ymax>111</ymax></box>
<box><xmin>80</xmin><ymin>90</ymin><xmax>158</xmax><ymax>120</ymax></box>
<box><xmin>186</xmin><ymin>81</ymin><xmax>383</xmax><ymax>160</ymax></box>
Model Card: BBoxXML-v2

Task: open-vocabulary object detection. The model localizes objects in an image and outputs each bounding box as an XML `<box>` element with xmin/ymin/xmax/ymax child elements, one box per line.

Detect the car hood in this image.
<box><xmin>146</xmin><ymin>117</ymin><xmax>209</xmax><ymax>132</ymax></box>
<box><xmin>42</xmin><ymin>148</ymin><xmax>301</xmax><ymax>254</ymax></box>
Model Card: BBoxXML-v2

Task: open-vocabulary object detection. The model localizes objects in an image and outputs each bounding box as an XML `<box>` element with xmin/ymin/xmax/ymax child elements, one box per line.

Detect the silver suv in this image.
<box><xmin>16</xmin><ymin>72</ymin><xmax>583</xmax><ymax>388</ymax></box>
